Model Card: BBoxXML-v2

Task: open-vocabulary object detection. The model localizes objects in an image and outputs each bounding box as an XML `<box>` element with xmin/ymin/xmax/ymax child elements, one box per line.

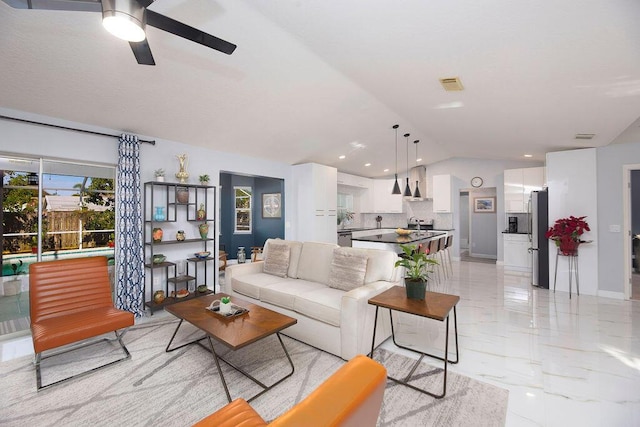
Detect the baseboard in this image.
<box><xmin>469</xmin><ymin>253</ymin><xmax>497</xmax><ymax>259</ymax></box>
<box><xmin>597</xmin><ymin>290</ymin><xmax>625</xmax><ymax>300</ymax></box>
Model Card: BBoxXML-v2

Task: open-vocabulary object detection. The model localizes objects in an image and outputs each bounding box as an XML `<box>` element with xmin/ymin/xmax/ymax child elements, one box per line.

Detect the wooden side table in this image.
<box><xmin>368</xmin><ymin>286</ymin><xmax>460</xmax><ymax>399</ymax></box>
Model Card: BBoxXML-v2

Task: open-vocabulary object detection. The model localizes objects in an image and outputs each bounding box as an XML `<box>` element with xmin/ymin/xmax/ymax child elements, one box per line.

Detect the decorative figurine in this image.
<box><xmin>175</xmin><ymin>154</ymin><xmax>189</xmax><ymax>183</ymax></box>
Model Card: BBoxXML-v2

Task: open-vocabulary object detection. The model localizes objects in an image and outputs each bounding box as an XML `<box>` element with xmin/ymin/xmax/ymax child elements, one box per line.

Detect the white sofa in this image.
<box><xmin>224</xmin><ymin>239</ymin><xmax>402</xmax><ymax>360</ymax></box>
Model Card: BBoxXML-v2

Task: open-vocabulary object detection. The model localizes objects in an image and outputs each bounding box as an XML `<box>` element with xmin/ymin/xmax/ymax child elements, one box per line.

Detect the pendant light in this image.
<box><xmin>403</xmin><ymin>133</ymin><xmax>412</xmax><ymax>197</ymax></box>
<box><xmin>391</xmin><ymin>124</ymin><xmax>401</xmax><ymax>194</ymax></box>
<box><xmin>413</xmin><ymin>140</ymin><xmax>421</xmax><ymax>198</ymax></box>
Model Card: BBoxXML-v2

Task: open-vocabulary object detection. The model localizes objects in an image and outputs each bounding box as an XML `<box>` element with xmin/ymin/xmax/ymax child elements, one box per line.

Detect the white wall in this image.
<box><xmin>546</xmin><ymin>148</ymin><xmax>598</xmax><ymax>296</ymax></box>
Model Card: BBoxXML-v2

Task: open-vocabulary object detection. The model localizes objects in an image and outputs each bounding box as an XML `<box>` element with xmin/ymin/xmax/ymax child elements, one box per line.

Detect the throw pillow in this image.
<box><xmin>263</xmin><ymin>242</ymin><xmax>291</xmax><ymax>278</ymax></box>
<box><xmin>327</xmin><ymin>248</ymin><xmax>368</xmax><ymax>292</ymax></box>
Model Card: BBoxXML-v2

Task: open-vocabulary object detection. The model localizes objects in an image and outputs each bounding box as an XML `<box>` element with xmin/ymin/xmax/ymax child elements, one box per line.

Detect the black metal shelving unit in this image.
<box><xmin>143</xmin><ymin>181</ymin><xmax>216</xmax><ymax>314</ymax></box>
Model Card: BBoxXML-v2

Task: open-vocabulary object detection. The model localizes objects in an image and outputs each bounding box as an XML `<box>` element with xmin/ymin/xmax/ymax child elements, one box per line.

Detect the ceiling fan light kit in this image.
<box><xmin>101</xmin><ymin>0</ymin><xmax>146</xmax><ymax>42</ymax></box>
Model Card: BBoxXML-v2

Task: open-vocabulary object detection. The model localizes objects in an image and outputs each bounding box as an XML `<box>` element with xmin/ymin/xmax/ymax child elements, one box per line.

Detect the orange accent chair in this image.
<box><xmin>29</xmin><ymin>256</ymin><xmax>134</xmax><ymax>390</ymax></box>
<box><xmin>193</xmin><ymin>355</ymin><xmax>387</xmax><ymax>427</ymax></box>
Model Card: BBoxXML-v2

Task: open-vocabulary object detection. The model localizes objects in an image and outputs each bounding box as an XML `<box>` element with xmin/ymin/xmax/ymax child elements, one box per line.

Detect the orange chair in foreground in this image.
<box><xmin>193</xmin><ymin>354</ymin><xmax>387</xmax><ymax>427</ymax></box>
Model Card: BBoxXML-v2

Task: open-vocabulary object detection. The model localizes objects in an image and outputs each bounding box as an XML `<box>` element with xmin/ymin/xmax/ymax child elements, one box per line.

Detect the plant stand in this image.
<box><xmin>553</xmin><ymin>248</ymin><xmax>579</xmax><ymax>298</ymax></box>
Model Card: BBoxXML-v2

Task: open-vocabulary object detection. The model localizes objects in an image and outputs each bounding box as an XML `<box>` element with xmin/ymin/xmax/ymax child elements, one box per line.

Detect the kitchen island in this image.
<box><xmin>352</xmin><ymin>231</ymin><xmax>447</xmax><ymax>253</ymax></box>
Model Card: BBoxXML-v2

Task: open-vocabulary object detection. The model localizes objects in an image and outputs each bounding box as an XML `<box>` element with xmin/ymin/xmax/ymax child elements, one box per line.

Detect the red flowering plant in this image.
<box><xmin>545</xmin><ymin>216</ymin><xmax>590</xmax><ymax>255</ymax></box>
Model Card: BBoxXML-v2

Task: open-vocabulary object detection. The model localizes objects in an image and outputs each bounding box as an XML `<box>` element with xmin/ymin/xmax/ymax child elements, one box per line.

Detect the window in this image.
<box><xmin>234</xmin><ymin>186</ymin><xmax>252</xmax><ymax>233</ymax></box>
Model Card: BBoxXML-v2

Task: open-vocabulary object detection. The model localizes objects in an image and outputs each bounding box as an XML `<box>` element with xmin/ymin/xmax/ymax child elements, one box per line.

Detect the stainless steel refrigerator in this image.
<box><xmin>529</xmin><ymin>190</ymin><xmax>549</xmax><ymax>288</ymax></box>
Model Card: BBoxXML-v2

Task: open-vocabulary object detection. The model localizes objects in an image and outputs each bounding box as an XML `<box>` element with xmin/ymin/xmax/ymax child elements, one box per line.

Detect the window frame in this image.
<box><xmin>234</xmin><ymin>186</ymin><xmax>252</xmax><ymax>234</ymax></box>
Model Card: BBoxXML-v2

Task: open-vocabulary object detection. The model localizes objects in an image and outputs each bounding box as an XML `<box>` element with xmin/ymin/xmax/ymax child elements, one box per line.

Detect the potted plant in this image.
<box><xmin>199</xmin><ymin>174</ymin><xmax>210</xmax><ymax>185</ymax></box>
<box><xmin>3</xmin><ymin>259</ymin><xmax>26</xmax><ymax>296</ymax></box>
<box><xmin>154</xmin><ymin>168</ymin><xmax>165</xmax><ymax>182</ymax></box>
<box><xmin>220</xmin><ymin>296</ymin><xmax>232</xmax><ymax>314</ymax></box>
<box><xmin>395</xmin><ymin>244</ymin><xmax>438</xmax><ymax>300</ymax></box>
<box><xmin>545</xmin><ymin>216</ymin><xmax>590</xmax><ymax>256</ymax></box>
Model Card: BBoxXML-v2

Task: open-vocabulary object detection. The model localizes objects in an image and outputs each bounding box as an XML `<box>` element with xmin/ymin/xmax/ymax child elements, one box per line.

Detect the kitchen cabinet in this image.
<box><xmin>504</xmin><ymin>167</ymin><xmax>545</xmax><ymax>213</ymax></box>
<box><xmin>432</xmin><ymin>174</ymin><xmax>452</xmax><ymax>213</ymax></box>
<box><xmin>337</xmin><ymin>172</ymin><xmax>371</xmax><ymax>189</ymax></box>
<box><xmin>293</xmin><ymin>163</ymin><xmax>337</xmax><ymax>243</ymax></box>
<box><xmin>503</xmin><ymin>233</ymin><xmax>531</xmax><ymax>271</ymax></box>
<box><xmin>362</xmin><ymin>179</ymin><xmax>404</xmax><ymax>213</ymax></box>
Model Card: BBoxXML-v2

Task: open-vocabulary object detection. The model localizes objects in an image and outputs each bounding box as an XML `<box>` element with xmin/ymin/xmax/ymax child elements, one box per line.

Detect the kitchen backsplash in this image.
<box><xmin>356</xmin><ymin>200</ymin><xmax>453</xmax><ymax>230</ymax></box>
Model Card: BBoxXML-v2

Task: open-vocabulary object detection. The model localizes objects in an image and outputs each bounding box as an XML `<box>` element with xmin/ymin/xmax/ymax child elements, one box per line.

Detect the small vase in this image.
<box><xmin>176</xmin><ymin>230</ymin><xmax>185</xmax><ymax>241</ymax></box>
<box><xmin>154</xmin><ymin>206</ymin><xmax>166</xmax><ymax>221</ymax></box>
<box><xmin>152</xmin><ymin>227</ymin><xmax>163</xmax><ymax>243</ymax></box>
<box><xmin>153</xmin><ymin>290</ymin><xmax>165</xmax><ymax>304</ymax></box>
<box><xmin>176</xmin><ymin>187</ymin><xmax>189</xmax><ymax>204</ymax></box>
<box><xmin>199</xmin><ymin>222</ymin><xmax>209</xmax><ymax>239</ymax></box>
<box><xmin>196</xmin><ymin>203</ymin><xmax>206</xmax><ymax>220</ymax></box>
<box><xmin>405</xmin><ymin>279</ymin><xmax>427</xmax><ymax>300</ymax></box>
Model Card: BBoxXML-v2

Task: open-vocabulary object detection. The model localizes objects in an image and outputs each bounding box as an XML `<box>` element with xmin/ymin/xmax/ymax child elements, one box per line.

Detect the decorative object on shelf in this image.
<box><xmin>152</xmin><ymin>227</ymin><xmax>163</xmax><ymax>242</ymax></box>
<box><xmin>154</xmin><ymin>206</ymin><xmax>166</xmax><ymax>221</ymax></box>
<box><xmin>413</xmin><ymin>140</ymin><xmax>422</xmax><ymax>198</ymax></box>
<box><xmin>220</xmin><ymin>296</ymin><xmax>232</xmax><ymax>314</ymax></box>
<box><xmin>262</xmin><ymin>193</ymin><xmax>282</xmax><ymax>218</ymax></box>
<box><xmin>473</xmin><ymin>197</ymin><xmax>495</xmax><ymax>213</ymax></box>
<box><xmin>395</xmin><ymin>228</ymin><xmax>412</xmax><ymax>236</ymax></box>
<box><xmin>197</xmin><ymin>284</ymin><xmax>208</xmax><ymax>293</ymax></box>
<box><xmin>154</xmin><ymin>168</ymin><xmax>165</xmax><ymax>182</ymax></box>
<box><xmin>391</xmin><ymin>124</ymin><xmax>401</xmax><ymax>194</ymax></box>
<box><xmin>198</xmin><ymin>222</ymin><xmax>209</xmax><ymax>239</ymax></box>
<box><xmin>403</xmin><ymin>133</ymin><xmax>412</xmax><ymax>197</ymax></box>
<box><xmin>176</xmin><ymin>187</ymin><xmax>190</xmax><ymax>204</ymax></box>
<box><xmin>376</xmin><ymin>215</ymin><xmax>383</xmax><ymax>228</ymax></box>
<box><xmin>237</xmin><ymin>246</ymin><xmax>246</xmax><ymax>263</ymax></box>
<box><xmin>199</xmin><ymin>174</ymin><xmax>210</xmax><ymax>185</ymax></box>
<box><xmin>395</xmin><ymin>244</ymin><xmax>438</xmax><ymax>300</ymax></box>
<box><xmin>175</xmin><ymin>154</ymin><xmax>189</xmax><ymax>183</ymax></box>
<box><xmin>196</xmin><ymin>203</ymin><xmax>206</xmax><ymax>220</ymax></box>
<box><xmin>152</xmin><ymin>254</ymin><xmax>166</xmax><ymax>264</ymax></box>
<box><xmin>471</xmin><ymin>176</ymin><xmax>483</xmax><ymax>188</ymax></box>
<box><xmin>153</xmin><ymin>290</ymin><xmax>165</xmax><ymax>304</ymax></box>
<box><xmin>176</xmin><ymin>230</ymin><xmax>185</xmax><ymax>241</ymax></box>
<box><xmin>176</xmin><ymin>289</ymin><xmax>190</xmax><ymax>298</ymax></box>
<box><xmin>194</xmin><ymin>251</ymin><xmax>211</xmax><ymax>259</ymax></box>
<box><xmin>545</xmin><ymin>215</ymin><xmax>590</xmax><ymax>256</ymax></box>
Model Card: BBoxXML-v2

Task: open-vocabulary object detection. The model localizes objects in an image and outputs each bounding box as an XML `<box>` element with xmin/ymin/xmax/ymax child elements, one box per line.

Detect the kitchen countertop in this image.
<box><xmin>351</xmin><ymin>231</ymin><xmax>446</xmax><ymax>244</ymax></box>
<box><xmin>502</xmin><ymin>231</ymin><xmax>529</xmax><ymax>234</ymax></box>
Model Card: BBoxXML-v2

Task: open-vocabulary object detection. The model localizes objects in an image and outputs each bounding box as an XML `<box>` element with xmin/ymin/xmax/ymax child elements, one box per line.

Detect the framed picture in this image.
<box><xmin>262</xmin><ymin>193</ymin><xmax>282</xmax><ymax>218</ymax></box>
<box><xmin>474</xmin><ymin>197</ymin><xmax>495</xmax><ymax>213</ymax></box>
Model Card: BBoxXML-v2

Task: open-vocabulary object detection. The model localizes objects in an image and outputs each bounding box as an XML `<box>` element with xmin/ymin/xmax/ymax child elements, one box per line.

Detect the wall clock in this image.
<box><xmin>471</xmin><ymin>176</ymin><xmax>483</xmax><ymax>188</ymax></box>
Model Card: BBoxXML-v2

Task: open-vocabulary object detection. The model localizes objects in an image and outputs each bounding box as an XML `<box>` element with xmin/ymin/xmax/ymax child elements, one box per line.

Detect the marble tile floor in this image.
<box><xmin>1</xmin><ymin>261</ymin><xmax>639</xmax><ymax>426</ymax></box>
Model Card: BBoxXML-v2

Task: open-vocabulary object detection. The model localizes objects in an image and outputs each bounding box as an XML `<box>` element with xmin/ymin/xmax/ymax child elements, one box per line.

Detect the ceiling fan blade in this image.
<box><xmin>129</xmin><ymin>39</ymin><xmax>155</xmax><ymax>65</ymax></box>
<box><xmin>145</xmin><ymin>9</ymin><xmax>236</xmax><ymax>55</ymax></box>
<box><xmin>2</xmin><ymin>0</ymin><xmax>101</xmax><ymax>11</ymax></box>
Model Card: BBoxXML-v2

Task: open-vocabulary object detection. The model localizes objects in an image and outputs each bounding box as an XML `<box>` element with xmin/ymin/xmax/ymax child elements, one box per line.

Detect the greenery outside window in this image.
<box><xmin>234</xmin><ymin>186</ymin><xmax>252</xmax><ymax>233</ymax></box>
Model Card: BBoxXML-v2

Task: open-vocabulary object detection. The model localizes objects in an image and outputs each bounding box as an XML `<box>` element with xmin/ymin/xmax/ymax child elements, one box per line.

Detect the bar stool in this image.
<box><xmin>437</xmin><ymin>236</ymin><xmax>448</xmax><ymax>280</ymax></box>
<box><xmin>428</xmin><ymin>238</ymin><xmax>441</xmax><ymax>284</ymax></box>
<box><xmin>443</xmin><ymin>235</ymin><xmax>453</xmax><ymax>277</ymax></box>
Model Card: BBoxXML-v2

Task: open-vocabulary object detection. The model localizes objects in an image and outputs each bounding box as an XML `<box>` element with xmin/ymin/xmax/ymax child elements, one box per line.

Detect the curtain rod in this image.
<box><xmin>0</xmin><ymin>114</ymin><xmax>156</xmax><ymax>145</ymax></box>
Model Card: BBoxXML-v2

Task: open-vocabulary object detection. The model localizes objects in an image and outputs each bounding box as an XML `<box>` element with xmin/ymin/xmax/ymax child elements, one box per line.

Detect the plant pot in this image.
<box><xmin>156</xmin><ymin>176</ymin><xmax>165</xmax><ymax>182</ymax></box>
<box><xmin>558</xmin><ymin>239</ymin><xmax>579</xmax><ymax>256</ymax></box>
<box><xmin>220</xmin><ymin>301</ymin><xmax>232</xmax><ymax>314</ymax></box>
<box><xmin>404</xmin><ymin>279</ymin><xmax>427</xmax><ymax>300</ymax></box>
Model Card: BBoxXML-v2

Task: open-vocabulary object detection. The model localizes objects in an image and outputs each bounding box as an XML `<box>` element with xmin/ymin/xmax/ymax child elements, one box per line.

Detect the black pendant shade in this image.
<box><xmin>403</xmin><ymin>133</ymin><xmax>412</xmax><ymax>197</ymax></box>
<box><xmin>391</xmin><ymin>124</ymin><xmax>401</xmax><ymax>194</ymax></box>
<box><xmin>413</xmin><ymin>139</ymin><xmax>421</xmax><ymax>198</ymax></box>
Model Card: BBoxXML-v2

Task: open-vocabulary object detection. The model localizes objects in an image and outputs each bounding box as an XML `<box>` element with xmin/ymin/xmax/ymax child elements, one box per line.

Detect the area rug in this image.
<box><xmin>0</xmin><ymin>319</ymin><xmax>508</xmax><ymax>426</ymax></box>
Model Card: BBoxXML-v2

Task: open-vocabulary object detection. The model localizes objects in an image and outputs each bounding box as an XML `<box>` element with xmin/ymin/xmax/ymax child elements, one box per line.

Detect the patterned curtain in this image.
<box><xmin>115</xmin><ymin>134</ymin><xmax>145</xmax><ymax>317</ymax></box>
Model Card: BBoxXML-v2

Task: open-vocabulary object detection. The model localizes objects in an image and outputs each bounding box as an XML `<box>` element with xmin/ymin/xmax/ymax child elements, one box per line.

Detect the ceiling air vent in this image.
<box><xmin>574</xmin><ymin>133</ymin><xmax>595</xmax><ymax>140</ymax></box>
<box><xmin>439</xmin><ymin>77</ymin><xmax>464</xmax><ymax>91</ymax></box>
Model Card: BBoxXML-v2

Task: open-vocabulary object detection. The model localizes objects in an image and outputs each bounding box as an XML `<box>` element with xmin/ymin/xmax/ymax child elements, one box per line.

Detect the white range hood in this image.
<box><xmin>407</xmin><ymin>166</ymin><xmax>429</xmax><ymax>201</ymax></box>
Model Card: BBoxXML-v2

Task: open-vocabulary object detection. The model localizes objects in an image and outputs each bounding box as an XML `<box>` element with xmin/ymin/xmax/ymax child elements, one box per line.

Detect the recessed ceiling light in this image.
<box><xmin>439</xmin><ymin>77</ymin><xmax>464</xmax><ymax>91</ymax></box>
<box><xmin>416</xmin><ymin>158</ymin><xmax>422</xmax><ymax>162</ymax></box>
<box><xmin>364</xmin><ymin>163</ymin><xmax>371</xmax><ymax>167</ymax></box>
<box><xmin>434</xmin><ymin>101</ymin><xmax>464</xmax><ymax>109</ymax></box>
<box><xmin>338</xmin><ymin>155</ymin><xmax>346</xmax><ymax>159</ymax></box>
<box><xmin>350</xmin><ymin>141</ymin><xmax>366</xmax><ymax>149</ymax></box>
<box><xmin>383</xmin><ymin>168</ymin><xmax>389</xmax><ymax>172</ymax></box>
<box><xmin>524</xmin><ymin>154</ymin><xmax>533</xmax><ymax>158</ymax></box>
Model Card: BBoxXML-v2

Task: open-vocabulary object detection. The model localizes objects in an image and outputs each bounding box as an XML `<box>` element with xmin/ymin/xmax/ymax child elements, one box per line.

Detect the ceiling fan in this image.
<box><xmin>3</xmin><ymin>0</ymin><xmax>237</xmax><ymax>65</ymax></box>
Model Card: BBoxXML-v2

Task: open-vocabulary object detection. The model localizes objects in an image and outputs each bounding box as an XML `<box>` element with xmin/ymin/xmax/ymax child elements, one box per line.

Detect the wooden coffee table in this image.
<box><xmin>368</xmin><ymin>286</ymin><xmax>459</xmax><ymax>399</ymax></box>
<box><xmin>165</xmin><ymin>293</ymin><xmax>297</xmax><ymax>403</ymax></box>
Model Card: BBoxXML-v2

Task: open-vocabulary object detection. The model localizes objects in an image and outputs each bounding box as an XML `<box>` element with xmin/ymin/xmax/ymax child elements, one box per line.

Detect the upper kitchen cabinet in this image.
<box><xmin>362</xmin><ymin>179</ymin><xmax>404</xmax><ymax>213</ymax></box>
<box><xmin>337</xmin><ymin>172</ymin><xmax>371</xmax><ymax>189</ymax></box>
<box><xmin>293</xmin><ymin>163</ymin><xmax>337</xmax><ymax>243</ymax></box>
<box><xmin>504</xmin><ymin>167</ymin><xmax>546</xmax><ymax>213</ymax></box>
<box><xmin>432</xmin><ymin>174</ymin><xmax>452</xmax><ymax>213</ymax></box>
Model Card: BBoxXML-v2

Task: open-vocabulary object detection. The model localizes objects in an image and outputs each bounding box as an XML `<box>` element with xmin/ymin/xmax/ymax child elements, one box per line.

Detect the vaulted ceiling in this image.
<box><xmin>1</xmin><ymin>0</ymin><xmax>639</xmax><ymax>178</ymax></box>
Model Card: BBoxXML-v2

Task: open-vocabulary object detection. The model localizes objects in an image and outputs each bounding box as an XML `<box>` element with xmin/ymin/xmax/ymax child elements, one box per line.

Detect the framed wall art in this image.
<box><xmin>262</xmin><ymin>193</ymin><xmax>282</xmax><ymax>218</ymax></box>
<box><xmin>473</xmin><ymin>197</ymin><xmax>495</xmax><ymax>213</ymax></box>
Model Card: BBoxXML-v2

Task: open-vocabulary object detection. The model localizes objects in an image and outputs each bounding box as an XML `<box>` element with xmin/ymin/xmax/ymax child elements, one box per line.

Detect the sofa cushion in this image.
<box><xmin>293</xmin><ymin>287</ymin><xmax>343</xmax><ymax>327</ymax></box>
<box><xmin>263</xmin><ymin>239</ymin><xmax>304</xmax><ymax>278</ymax></box>
<box><xmin>260</xmin><ymin>279</ymin><xmax>327</xmax><ymax>310</ymax></box>
<box><xmin>296</xmin><ymin>242</ymin><xmax>339</xmax><ymax>284</ymax></box>
<box><xmin>231</xmin><ymin>273</ymin><xmax>288</xmax><ymax>299</ymax></box>
<box><xmin>263</xmin><ymin>241</ymin><xmax>290</xmax><ymax>278</ymax></box>
<box><xmin>327</xmin><ymin>248</ymin><xmax>368</xmax><ymax>292</ymax></box>
<box><xmin>363</xmin><ymin>248</ymin><xmax>398</xmax><ymax>283</ymax></box>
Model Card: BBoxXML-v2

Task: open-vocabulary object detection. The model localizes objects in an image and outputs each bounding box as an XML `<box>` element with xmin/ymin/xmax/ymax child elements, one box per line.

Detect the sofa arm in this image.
<box><xmin>224</xmin><ymin>262</ymin><xmax>264</xmax><ymax>293</ymax></box>
<box><xmin>340</xmin><ymin>281</ymin><xmax>396</xmax><ymax>360</ymax></box>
